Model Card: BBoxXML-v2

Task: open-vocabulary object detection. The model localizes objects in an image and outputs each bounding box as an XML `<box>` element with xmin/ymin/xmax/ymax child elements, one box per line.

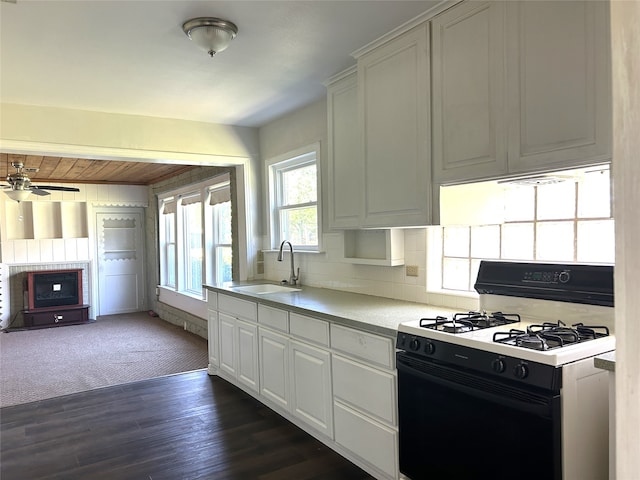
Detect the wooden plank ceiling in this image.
<box><xmin>1</xmin><ymin>153</ymin><xmax>199</xmax><ymax>186</ymax></box>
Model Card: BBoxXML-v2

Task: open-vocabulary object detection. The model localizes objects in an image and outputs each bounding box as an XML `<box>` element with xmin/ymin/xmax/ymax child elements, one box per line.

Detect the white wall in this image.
<box><xmin>257</xmin><ymin>99</ymin><xmax>477</xmax><ymax>311</ymax></box>
<box><xmin>611</xmin><ymin>1</ymin><xmax>640</xmax><ymax>477</ymax></box>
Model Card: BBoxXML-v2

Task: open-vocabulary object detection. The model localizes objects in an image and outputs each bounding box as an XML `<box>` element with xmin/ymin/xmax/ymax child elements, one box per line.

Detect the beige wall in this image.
<box><xmin>0</xmin><ymin>103</ymin><xmax>260</xmax><ymax>164</ymax></box>
<box><xmin>611</xmin><ymin>1</ymin><xmax>640</xmax><ymax>477</ymax></box>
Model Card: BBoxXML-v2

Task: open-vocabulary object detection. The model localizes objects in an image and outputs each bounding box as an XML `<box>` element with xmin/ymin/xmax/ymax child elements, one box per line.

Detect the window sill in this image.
<box><xmin>262</xmin><ymin>249</ymin><xmax>325</xmax><ymax>255</ymax></box>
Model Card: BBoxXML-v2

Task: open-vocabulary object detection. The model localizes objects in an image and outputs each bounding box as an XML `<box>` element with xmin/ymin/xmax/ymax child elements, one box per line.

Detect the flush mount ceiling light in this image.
<box><xmin>182</xmin><ymin>17</ymin><xmax>238</xmax><ymax>57</ymax></box>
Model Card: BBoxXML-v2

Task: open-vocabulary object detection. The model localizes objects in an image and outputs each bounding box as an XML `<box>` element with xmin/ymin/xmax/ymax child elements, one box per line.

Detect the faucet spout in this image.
<box><xmin>277</xmin><ymin>240</ymin><xmax>299</xmax><ymax>286</ymax></box>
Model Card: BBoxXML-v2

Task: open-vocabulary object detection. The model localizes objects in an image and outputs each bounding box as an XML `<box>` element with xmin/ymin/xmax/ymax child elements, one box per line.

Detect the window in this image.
<box><xmin>160</xmin><ymin>198</ymin><xmax>176</xmax><ymax>288</ymax></box>
<box><xmin>430</xmin><ymin>167</ymin><xmax>614</xmax><ymax>294</ymax></box>
<box><xmin>158</xmin><ymin>174</ymin><xmax>232</xmax><ymax>297</ymax></box>
<box><xmin>267</xmin><ymin>144</ymin><xmax>320</xmax><ymax>250</ymax></box>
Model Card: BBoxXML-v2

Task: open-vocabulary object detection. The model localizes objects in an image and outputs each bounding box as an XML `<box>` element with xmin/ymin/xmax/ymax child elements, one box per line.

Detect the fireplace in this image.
<box><xmin>24</xmin><ymin>269</ymin><xmax>88</xmax><ymax>328</ymax></box>
<box><xmin>27</xmin><ymin>269</ymin><xmax>83</xmax><ymax>310</ymax></box>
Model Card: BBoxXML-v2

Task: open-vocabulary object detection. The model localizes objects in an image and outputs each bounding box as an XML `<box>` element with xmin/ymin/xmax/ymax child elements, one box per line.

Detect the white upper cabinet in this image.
<box><xmin>432</xmin><ymin>0</ymin><xmax>611</xmax><ymax>185</ymax></box>
<box><xmin>326</xmin><ymin>68</ymin><xmax>361</xmax><ymax>230</ymax></box>
<box><xmin>506</xmin><ymin>0</ymin><xmax>611</xmax><ymax>173</ymax></box>
<box><xmin>357</xmin><ymin>23</ymin><xmax>432</xmax><ymax>228</ymax></box>
<box><xmin>431</xmin><ymin>1</ymin><xmax>508</xmax><ymax>183</ymax></box>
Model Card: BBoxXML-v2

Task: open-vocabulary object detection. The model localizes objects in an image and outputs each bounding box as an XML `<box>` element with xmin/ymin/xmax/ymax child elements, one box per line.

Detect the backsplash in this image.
<box><xmin>262</xmin><ymin>229</ymin><xmax>478</xmax><ymax>312</ymax></box>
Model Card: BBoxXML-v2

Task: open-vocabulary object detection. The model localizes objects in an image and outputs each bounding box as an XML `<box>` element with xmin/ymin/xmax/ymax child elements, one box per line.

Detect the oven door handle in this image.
<box><xmin>397</xmin><ymin>356</ymin><xmax>556</xmax><ymax>418</ymax></box>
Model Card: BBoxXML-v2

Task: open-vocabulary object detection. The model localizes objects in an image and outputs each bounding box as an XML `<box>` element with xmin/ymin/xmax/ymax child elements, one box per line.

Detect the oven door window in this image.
<box><xmin>397</xmin><ymin>353</ymin><xmax>561</xmax><ymax>480</ymax></box>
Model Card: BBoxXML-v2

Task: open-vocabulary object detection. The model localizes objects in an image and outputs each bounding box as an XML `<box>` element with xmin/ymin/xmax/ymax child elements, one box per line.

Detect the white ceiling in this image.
<box><xmin>0</xmin><ymin>0</ymin><xmax>443</xmax><ymax>128</ymax></box>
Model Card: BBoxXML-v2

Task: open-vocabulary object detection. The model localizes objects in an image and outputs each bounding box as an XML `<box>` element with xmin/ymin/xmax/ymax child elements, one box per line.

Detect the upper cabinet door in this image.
<box><xmin>327</xmin><ymin>69</ymin><xmax>361</xmax><ymax>230</ymax></box>
<box><xmin>506</xmin><ymin>0</ymin><xmax>611</xmax><ymax>173</ymax></box>
<box><xmin>432</xmin><ymin>1</ymin><xmax>508</xmax><ymax>184</ymax></box>
<box><xmin>358</xmin><ymin>24</ymin><xmax>432</xmax><ymax>228</ymax></box>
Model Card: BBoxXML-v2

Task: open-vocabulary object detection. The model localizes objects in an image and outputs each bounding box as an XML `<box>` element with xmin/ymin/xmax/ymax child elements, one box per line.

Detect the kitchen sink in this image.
<box><xmin>232</xmin><ymin>284</ymin><xmax>301</xmax><ymax>295</ymax></box>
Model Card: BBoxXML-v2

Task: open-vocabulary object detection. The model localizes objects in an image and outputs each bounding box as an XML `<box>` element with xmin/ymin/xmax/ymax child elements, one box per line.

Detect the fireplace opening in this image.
<box><xmin>27</xmin><ymin>269</ymin><xmax>83</xmax><ymax>310</ymax></box>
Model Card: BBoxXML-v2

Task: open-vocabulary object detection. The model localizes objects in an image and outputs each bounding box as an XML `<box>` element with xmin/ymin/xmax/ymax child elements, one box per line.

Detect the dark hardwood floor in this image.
<box><xmin>0</xmin><ymin>370</ymin><xmax>373</xmax><ymax>480</ymax></box>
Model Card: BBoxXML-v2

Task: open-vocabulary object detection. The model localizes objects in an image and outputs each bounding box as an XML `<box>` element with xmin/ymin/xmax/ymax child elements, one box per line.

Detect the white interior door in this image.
<box><xmin>96</xmin><ymin>209</ymin><xmax>145</xmax><ymax>315</ymax></box>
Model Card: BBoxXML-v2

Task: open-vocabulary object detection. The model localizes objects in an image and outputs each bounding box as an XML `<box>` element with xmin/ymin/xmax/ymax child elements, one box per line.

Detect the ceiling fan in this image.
<box><xmin>2</xmin><ymin>161</ymin><xmax>80</xmax><ymax>202</ymax></box>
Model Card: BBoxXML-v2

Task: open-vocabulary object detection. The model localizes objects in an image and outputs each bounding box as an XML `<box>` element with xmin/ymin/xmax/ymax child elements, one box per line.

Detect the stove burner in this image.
<box><xmin>419</xmin><ymin>311</ymin><xmax>520</xmax><ymax>333</ymax></box>
<box><xmin>493</xmin><ymin>321</ymin><xmax>610</xmax><ymax>350</ymax></box>
<box><xmin>442</xmin><ymin>321</ymin><xmax>473</xmax><ymax>334</ymax></box>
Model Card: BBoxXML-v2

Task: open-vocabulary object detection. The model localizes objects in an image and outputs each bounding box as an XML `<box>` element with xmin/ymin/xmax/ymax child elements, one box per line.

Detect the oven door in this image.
<box><xmin>397</xmin><ymin>352</ymin><xmax>562</xmax><ymax>480</ymax></box>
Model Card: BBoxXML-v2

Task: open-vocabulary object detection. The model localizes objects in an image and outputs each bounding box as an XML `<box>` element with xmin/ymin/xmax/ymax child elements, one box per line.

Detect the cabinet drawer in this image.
<box><xmin>289</xmin><ymin>313</ymin><xmax>329</xmax><ymax>347</ymax></box>
<box><xmin>330</xmin><ymin>324</ymin><xmax>394</xmax><ymax>369</ymax></box>
<box><xmin>218</xmin><ymin>294</ymin><xmax>257</xmax><ymax>321</ymax></box>
<box><xmin>258</xmin><ymin>304</ymin><xmax>288</xmax><ymax>333</ymax></box>
<box><xmin>332</xmin><ymin>354</ymin><xmax>396</xmax><ymax>426</ymax></box>
<box><xmin>207</xmin><ymin>291</ymin><xmax>218</xmax><ymax>310</ymax></box>
<box><xmin>334</xmin><ymin>401</ymin><xmax>398</xmax><ymax>479</ymax></box>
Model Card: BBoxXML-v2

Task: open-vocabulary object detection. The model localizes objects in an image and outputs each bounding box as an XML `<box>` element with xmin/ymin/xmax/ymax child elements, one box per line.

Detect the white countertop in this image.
<box><xmin>204</xmin><ymin>281</ymin><xmax>462</xmax><ymax>338</ymax></box>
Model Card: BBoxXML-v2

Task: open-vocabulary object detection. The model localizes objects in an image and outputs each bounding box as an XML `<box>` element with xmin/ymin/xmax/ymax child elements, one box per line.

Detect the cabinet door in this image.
<box><xmin>432</xmin><ymin>1</ymin><xmax>507</xmax><ymax>184</ymax></box>
<box><xmin>259</xmin><ymin>327</ymin><xmax>289</xmax><ymax>411</ymax></box>
<box><xmin>358</xmin><ymin>23</ymin><xmax>432</xmax><ymax>228</ymax></box>
<box><xmin>237</xmin><ymin>319</ymin><xmax>259</xmax><ymax>393</ymax></box>
<box><xmin>506</xmin><ymin>0</ymin><xmax>611</xmax><ymax>173</ymax></box>
<box><xmin>289</xmin><ymin>339</ymin><xmax>333</xmax><ymax>438</ymax></box>
<box><xmin>327</xmin><ymin>69</ymin><xmax>361</xmax><ymax>229</ymax></box>
<box><xmin>218</xmin><ymin>312</ymin><xmax>237</xmax><ymax>377</ymax></box>
<box><xmin>207</xmin><ymin>309</ymin><xmax>220</xmax><ymax>369</ymax></box>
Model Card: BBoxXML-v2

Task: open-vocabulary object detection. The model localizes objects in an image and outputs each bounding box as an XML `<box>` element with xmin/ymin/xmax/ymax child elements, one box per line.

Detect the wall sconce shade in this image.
<box><xmin>182</xmin><ymin>17</ymin><xmax>238</xmax><ymax>57</ymax></box>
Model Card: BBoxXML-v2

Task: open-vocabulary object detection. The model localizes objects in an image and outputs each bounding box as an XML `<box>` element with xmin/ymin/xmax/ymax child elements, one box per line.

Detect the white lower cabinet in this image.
<box><xmin>209</xmin><ymin>293</ymin><xmax>399</xmax><ymax>479</ymax></box>
<box><xmin>207</xmin><ymin>309</ymin><xmax>220</xmax><ymax>370</ymax></box>
<box><xmin>290</xmin><ymin>339</ymin><xmax>333</xmax><ymax>439</ymax></box>
<box><xmin>334</xmin><ymin>401</ymin><xmax>398</xmax><ymax>479</ymax></box>
<box><xmin>258</xmin><ymin>327</ymin><xmax>289</xmax><ymax>411</ymax></box>
<box><xmin>236</xmin><ymin>319</ymin><xmax>259</xmax><ymax>393</ymax></box>
<box><xmin>218</xmin><ymin>312</ymin><xmax>237</xmax><ymax>378</ymax></box>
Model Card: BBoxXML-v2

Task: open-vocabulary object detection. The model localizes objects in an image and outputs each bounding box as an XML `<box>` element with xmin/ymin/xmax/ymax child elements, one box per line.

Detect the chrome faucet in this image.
<box><xmin>277</xmin><ymin>240</ymin><xmax>299</xmax><ymax>286</ymax></box>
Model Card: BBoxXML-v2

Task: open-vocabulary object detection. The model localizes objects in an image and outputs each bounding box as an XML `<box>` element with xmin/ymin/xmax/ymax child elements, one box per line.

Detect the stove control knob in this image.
<box><xmin>424</xmin><ymin>341</ymin><xmax>436</xmax><ymax>355</ymax></box>
<box><xmin>514</xmin><ymin>363</ymin><xmax>529</xmax><ymax>379</ymax></box>
<box><xmin>409</xmin><ymin>338</ymin><xmax>421</xmax><ymax>351</ymax></box>
<box><xmin>492</xmin><ymin>358</ymin><xmax>506</xmax><ymax>374</ymax></box>
<box><xmin>558</xmin><ymin>270</ymin><xmax>571</xmax><ymax>283</ymax></box>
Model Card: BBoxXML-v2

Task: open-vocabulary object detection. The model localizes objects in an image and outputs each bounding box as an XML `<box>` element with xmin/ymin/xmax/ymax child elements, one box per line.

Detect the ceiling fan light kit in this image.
<box><xmin>3</xmin><ymin>162</ymin><xmax>80</xmax><ymax>202</ymax></box>
<box><xmin>182</xmin><ymin>17</ymin><xmax>238</xmax><ymax>57</ymax></box>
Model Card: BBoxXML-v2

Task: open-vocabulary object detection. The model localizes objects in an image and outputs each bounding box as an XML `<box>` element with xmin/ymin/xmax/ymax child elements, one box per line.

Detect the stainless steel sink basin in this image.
<box><xmin>232</xmin><ymin>284</ymin><xmax>301</xmax><ymax>295</ymax></box>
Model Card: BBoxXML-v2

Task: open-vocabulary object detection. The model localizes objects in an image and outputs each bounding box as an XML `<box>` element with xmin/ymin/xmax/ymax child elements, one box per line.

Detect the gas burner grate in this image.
<box><xmin>493</xmin><ymin>321</ymin><xmax>610</xmax><ymax>350</ymax></box>
<box><xmin>419</xmin><ymin>311</ymin><xmax>520</xmax><ymax>333</ymax></box>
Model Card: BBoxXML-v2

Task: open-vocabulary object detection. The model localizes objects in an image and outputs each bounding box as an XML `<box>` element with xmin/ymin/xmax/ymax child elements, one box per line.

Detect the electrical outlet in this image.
<box><xmin>406</xmin><ymin>265</ymin><xmax>419</xmax><ymax>277</ymax></box>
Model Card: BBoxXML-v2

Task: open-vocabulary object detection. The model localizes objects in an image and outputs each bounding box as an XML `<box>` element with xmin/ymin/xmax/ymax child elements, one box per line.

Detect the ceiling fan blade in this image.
<box><xmin>29</xmin><ymin>188</ymin><xmax>50</xmax><ymax>196</ymax></box>
<box><xmin>32</xmin><ymin>185</ymin><xmax>80</xmax><ymax>192</ymax></box>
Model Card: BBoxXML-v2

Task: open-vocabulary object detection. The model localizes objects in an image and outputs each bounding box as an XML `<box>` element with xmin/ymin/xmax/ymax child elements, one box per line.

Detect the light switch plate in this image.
<box><xmin>406</xmin><ymin>265</ymin><xmax>419</xmax><ymax>277</ymax></box>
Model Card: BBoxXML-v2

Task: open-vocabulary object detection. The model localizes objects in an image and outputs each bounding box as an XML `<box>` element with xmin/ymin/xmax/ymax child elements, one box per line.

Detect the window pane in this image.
<box><xmin>470</xmin><ymin>225</ymin><xmax>500</xmax><ymax>259</ymax></box>
<box><xmin>537</xmin><ymin>181</ymin><xmax>576</xmax><ymax>220</ymax></box>
<box><xmin>282</xmin><ymin>164</ymin><xmax>317</xmax><ymax>205</ymax></box>
<box><xmin>577</xmin><ymin>220</ymin><xmax>615</xmax><ymax>263</ymax></box>
<box><xmin>536</xmin><ymin>221</ymin><xmax>574</xmax><ymax>261</ymax></box>
<box><xmin>504</xmin><ymin>186</ymin><xmax>535</xmax><ymax>221</ymax></box>
<box><xmin>502</xmin><ymin>223</ymin><xmax>534</xmax><ymax>259</ymax></box>
<box><xmin>166</xmin><ymin>244</ymin><xmax>175</xmax><ymax>287</ymax></box>
<box><xmin>216</xmin><ymin>201</ymin><xmax>232</xmax><ymax>244</ymax></box>
<box><xmin>216</xmin><ymin>246</ymin><xmax>233</xmax><ymax>283</ymax></box>
<box><xmin>183</xmin><ymin>202</ymin><xmax>203</xmax><ymax>292</ymax></box>
<box><xmin>578</xmin><ymin>169</ymin><xmax>610</xmax><ymax>218</ymax></box>
<box><xmin>443</xmin><ymin>226</ymin><xmax>469</xmax><ymax>257</ymax></box>
<box><xmin>442</xmin><ymin>258</ymin><xmax>470</xmax><ymax>291</ymax></box>
<box><xmin>280</xmin><ymin>206</ymin><xmax>318</xmax><ymax>246</ymax></box>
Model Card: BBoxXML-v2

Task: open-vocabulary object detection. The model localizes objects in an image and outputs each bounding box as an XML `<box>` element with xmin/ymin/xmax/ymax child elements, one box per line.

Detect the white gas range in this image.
<box><xmin>395</xmin><ymin>261</ymin><xmax>614</xmax><ymax>480</ymax></box>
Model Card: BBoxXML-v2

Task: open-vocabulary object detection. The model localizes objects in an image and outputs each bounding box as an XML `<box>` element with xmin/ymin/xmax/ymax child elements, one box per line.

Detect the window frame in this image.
<box><xmin>158</xmin><ymin>173</ymin><xmax>232</xmax><ymax>298</ymax></box>
<box><xmin>266</xmin><ymin>143</ymin><xmax>322</xmax><ymax>251</ymax></box>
